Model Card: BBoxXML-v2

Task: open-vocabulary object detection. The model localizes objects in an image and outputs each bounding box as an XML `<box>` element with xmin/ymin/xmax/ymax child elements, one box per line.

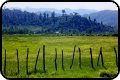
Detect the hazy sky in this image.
<box><xmin>3</xmin><ymin>2</ymin><xmax>118</xmax><ymax>11</ymax></box>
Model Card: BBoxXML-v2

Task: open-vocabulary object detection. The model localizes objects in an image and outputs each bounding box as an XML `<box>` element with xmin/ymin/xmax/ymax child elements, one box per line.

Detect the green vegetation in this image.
<box><xmin>2</xmin><ymin>9</ymin><xmax>115</xmax><ymax>34</ymax></box>
<box><xmin>2</xmin><ymin>35</ymin><xmax>118</xmax><ymax>78</ymax></box>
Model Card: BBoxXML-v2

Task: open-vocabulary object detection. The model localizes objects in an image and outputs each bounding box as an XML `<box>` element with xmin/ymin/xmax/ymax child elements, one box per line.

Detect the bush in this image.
<box><xmin>100</xmin><ymin>71</ymin><xmax>117</xmax><ymax>78</ymax></box>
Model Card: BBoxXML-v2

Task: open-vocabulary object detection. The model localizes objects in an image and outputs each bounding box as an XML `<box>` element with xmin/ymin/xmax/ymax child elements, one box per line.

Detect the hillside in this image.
<box><xmin>2</xmin><ymin>9</ymin><xmax>115</xmax><ymax>34</ymax></box>
<box><xmin>83</xmin><ymin>10</ymin><xmax>118</xmax><ymax>32</ymax></box>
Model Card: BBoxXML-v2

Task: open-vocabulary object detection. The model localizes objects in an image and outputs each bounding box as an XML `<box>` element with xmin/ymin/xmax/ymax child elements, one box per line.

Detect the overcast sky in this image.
<box><xmin>3</xmin><ymin>2</ymin><xmax>118</xmax><ymax>11</ymax></box>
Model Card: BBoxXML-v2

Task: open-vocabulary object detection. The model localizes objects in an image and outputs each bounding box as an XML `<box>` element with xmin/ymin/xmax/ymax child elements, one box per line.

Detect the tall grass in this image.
<box><xmin>2</xmin><ymin>35</ymin><xmax>118</xmax><ymax>78</ymax></box>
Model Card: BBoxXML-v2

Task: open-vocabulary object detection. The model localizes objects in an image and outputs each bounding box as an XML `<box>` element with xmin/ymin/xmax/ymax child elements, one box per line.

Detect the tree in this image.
<box><xmin>62</xmin><ymin>9</ymin><xmax>66</xmax><ymax>16</ymax></box>
<box><xmin>43</xmin><ymin>12</ymin><xmax>47</xmax><ymax>20</ymax></box>
<box><xmin>39</xmin><ymin>12</ymin><xmax>42</xmax><ymax>20</ymax></box>
<box><xmin>94</xmin><ymin>19</ymin><xmax>96</xmax><ymax>23</ymax></box>
<box><xmin>73</xmin><ymin>12</ymin><xmax>78</xmax><ymax>16</ymax></box>
<box><xmin>51</xmin><ymin>11</ymin><xmax>56</xmax><ymax>24</ymax></box>
<box><xmin>89</xmin><ymin>16</ymin><xmax>91</xmax><ymax>21</ymax></box>
<box><xmin>46</xmin><ymin>13</ymin><xmax>49</xmax><ymax>18</ymax></box>
<box><xmin>101</xmin><ymin>21</ymin><xmax>103</xmax><ymax>25</ymax></box>
<box><xmin>86</xmin><ymin>28</ymin><xmax>92</xmax><ymax>34</ymax></box>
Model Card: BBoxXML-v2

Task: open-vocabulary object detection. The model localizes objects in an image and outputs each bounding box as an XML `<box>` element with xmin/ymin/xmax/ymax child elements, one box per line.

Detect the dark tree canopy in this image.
<box><xmin>2</xmin><ymin>8</ymin><xmax>115</xmax><ymax>34</ymax></box>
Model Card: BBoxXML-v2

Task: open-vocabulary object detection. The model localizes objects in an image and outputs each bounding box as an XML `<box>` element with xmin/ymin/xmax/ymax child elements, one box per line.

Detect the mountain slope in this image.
<box><xmin>83</xmin><ymin>10</ymin><xmax>118</xmax><ymax>32</ymax></box>
<box><xmin>2</xmin><ymin>9</ymin><xmax>115</xmax><ymax>34</ymax></box>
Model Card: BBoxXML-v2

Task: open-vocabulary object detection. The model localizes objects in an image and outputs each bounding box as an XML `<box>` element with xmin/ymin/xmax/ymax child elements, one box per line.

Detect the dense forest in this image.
<box><xmin>2</xmin><ymin>8</ymin><xmax>115</xmax><ymax>35</ymax></box>
<box><xmin>84</xmin><ymin>10</ymin><xmax>118</xmax><ymax>32</ymax></box>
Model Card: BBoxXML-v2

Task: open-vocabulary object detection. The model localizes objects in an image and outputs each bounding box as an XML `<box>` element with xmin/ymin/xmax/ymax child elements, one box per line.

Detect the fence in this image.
<box><xmin>3</xmin><ymin>45</ymin><xmax>118</xmax><ymax>75</ymax></box>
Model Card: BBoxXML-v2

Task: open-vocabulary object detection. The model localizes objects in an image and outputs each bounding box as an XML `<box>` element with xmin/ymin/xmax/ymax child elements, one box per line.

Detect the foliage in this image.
<box><xmin>2</xmin><ymin>8</ymin><xmax>115</xmax><ymax>34</ymax></box>
<box><xmin>84</xmin><ymin>10</ymin><xmax>118</xmax><ymax>32</ymax></box>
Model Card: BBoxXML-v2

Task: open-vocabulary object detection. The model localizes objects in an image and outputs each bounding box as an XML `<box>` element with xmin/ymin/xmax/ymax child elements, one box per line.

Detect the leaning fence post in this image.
<box><xmin>34</xmin><ymin>48</ymin><xmax>40</xmax><ymax>73</ymax></box>
<box><xmin>62</xmin><ymin>49</ymin><xmax>64</xmax><ymax>71</ymax></box>
<box><xmin>97</xmin><ymin>52</ymin><xmax>100</xmax><ymax>66</ymax></box>
<box><xmin>114</xmin><ymin>48</ymin><xmax>118</xmax><ymax>67</ymax></box>
<box><xmin>70</xmin><ymin>45</ymin><xmax>76</xmax><ymax>69</ymax></box>
<box><xmin>16</xmin><ymin>49</ymin><xmax>19</xmax><ymax>74</ymax></box>
<box><xmin>90</xmin><ymin>48</ymin><xmax>95</xmax><ymax>70</ymax></box>
<box><xmin>97</xmin><ymin>47</ymin><xmax>106</xmax><ymax>69</ymax></box>
<box><xmin>78</xmin><ymin>48</ymin><xmax>81</xmax><ymax>69</ymax></box>
<box><xmin>26</xmin><ymin>48</ymin><xmax>29</xmax><ymax>74</ymax></box>
<box><xmin>4</xmin><ymin>49</ymin><xmax>6</xmax><ymax>75</ymax></box>
<box><xmin>43</xmin><ymin>45</ymin><xmax>46</xmax><ymax>72</ymax></box>
<box><xmin>100</xmin><ymin>47</ymin><xmax>105</xmax><ymax>68</ymax></box>
<box><xmin>55</xmin><ymin>48</ymin><xmax>57</xmax><ymax>71</ymax></box>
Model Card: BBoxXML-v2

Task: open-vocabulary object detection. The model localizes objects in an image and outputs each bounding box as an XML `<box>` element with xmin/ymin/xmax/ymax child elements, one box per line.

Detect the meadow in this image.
<box><xmin>2</xmin><ymin>35</ymin><xmax>118</xmax><ymax>78</ymax></box>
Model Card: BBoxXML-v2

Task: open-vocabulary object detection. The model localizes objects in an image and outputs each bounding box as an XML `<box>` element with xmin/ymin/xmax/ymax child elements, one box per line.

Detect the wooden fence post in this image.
<box><xmin>100</xmin><ymin>47</ymin><xmax>105</xmax><ymax>68</ymax></box>
<box><xmin>55</xmin><ymin>48</ymin><xmax>57</xmax><ymax>71</ymax></box>
<box><xmin>70</xmin><ymin>45</ymin><xmax>76</xmax><ymax>69</ymax></box>
<box><xmin>26</xmin><ymin>48</ymin><xmax>29</xmax><ymax>74</ymax></box>
<box><xmin>97</xmin><ymin>47</ymin><xmax>106</xmax><ymax>69</ymax></box>
<box><xmin>78</xmin><ymin>48</ymin><xmax>81</xmax><ymax>69</ymax></box>
<box><xmin>34</xmin><ymin>48</ymin><xmax>40</xmax><ymax>73</ymax></box>
<box><xmin>90</xmin><ymin>48</ymin><xmax>95</xmax><ymax>70</ymax></box>
<box><xmin>97</xmin><ymin>52</ymin><xmax>100</xmax><ymax>66</ymax></box>
<box><xmin>43</xmin><ymin>45</ymin><xmax>46</xmax><ymax>72</ymax></box>
<box><xmin>114</xmin><ymin>48</ymin><xmax>118</xmax><ymax>67</ymax></box>
<box><xmin>4</xmin><ymin>49</ymin><xmax>6</xmax><ymax>75</ymax></box>
<box><xmin>16</xmin><ymin>49</ymin><xmax>19</xmax><ymax>74</ymax></box>
<box><xmin>62</xmin><ymin>49</ymin><xmax>64</xmax><ymax>71</ymax></box>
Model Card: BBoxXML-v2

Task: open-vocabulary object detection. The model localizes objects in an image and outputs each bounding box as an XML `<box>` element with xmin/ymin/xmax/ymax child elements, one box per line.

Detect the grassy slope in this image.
<box><xmin>2</xmin><ymin>35</ymin><xmax>118</xmax><ymax>78</ymax></box>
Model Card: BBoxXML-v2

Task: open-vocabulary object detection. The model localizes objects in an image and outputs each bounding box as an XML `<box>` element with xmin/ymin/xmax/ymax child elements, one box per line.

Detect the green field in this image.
<box><xmin>2</xmin><ymin>35</ymin><xmax>118</xmax><ymax>78</ymax></box>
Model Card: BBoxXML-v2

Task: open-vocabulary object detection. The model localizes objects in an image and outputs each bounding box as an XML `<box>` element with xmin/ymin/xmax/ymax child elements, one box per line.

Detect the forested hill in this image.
<box><xmin>83</xmin><ymin>10</ymin><xmax>118</xmax><ymax>32</ymax></box>
<box><xmin>2</xmin><ymin>9</ymin><xmax>115</xmax><ymax>34</ymax></box>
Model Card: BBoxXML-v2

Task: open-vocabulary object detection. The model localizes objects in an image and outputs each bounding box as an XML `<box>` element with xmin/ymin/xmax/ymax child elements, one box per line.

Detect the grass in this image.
<box><xmin>2</xmin><ymin>35</ymin><xmax>118</xmax><ymax>78</ymax></box>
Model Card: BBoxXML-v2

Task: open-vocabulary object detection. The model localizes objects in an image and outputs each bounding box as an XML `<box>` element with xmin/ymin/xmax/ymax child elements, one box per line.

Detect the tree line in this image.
<box><xmin>2</xmin><ymin>8</ymin><xmax>115</xmax><ymax>34</ymax></box>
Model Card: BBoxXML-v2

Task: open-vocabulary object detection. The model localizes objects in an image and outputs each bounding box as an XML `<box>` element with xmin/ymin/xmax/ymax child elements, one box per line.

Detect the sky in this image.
<box><xmin>3</xmin><ymin>2</ymin><xmax>118</xmax><ymax>11</ymax></box>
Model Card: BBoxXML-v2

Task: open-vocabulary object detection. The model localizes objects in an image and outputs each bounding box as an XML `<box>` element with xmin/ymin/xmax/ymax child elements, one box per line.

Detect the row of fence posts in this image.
<box><xmin>3</xmin><ymin>45</ymin><xmax>118</xmax><ymax>75</ymax></box>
